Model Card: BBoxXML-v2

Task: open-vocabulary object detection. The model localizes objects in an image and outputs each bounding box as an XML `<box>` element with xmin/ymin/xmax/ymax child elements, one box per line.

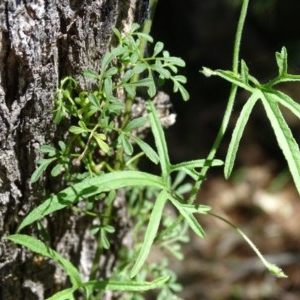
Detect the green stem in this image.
<box><xmin>208</xmin><ymin>212</ymin><xmax>287</xmax><ymax>278</ymax></box>
<box><xmin>139</xmin><ymin>0</ymin><xmax>158</xmax><ymax>56</ymax></box>
<box><xmin>115</xmin><ymin>0</ymin><xmax>158</xmax><ymax>169</ymax></box>
<box><xmin>89</xmin><ymin>206</ymin><xmax>114</xmax><ymax>281</ymax></box>
<box><xmin>188</xmin><ymin>0</ymin><xmax>250</xmax><ymax>204</ymax></box>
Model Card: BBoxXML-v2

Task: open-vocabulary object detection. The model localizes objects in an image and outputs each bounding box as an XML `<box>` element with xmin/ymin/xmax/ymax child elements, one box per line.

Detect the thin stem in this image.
<box><xmin>139</xmin><ymin>0</ymin><xmax>158</xmax><ymax>56</ymax></box>
<box><xmin>208</xmin><ymin>212</ymin><xmax>287</xmax><ymax>278</ymax></box>
<box><xmin>188</xmin><ymin>0</ymin><xmax>250</xmax><ymax>204</ymax></box>
<box><xmin>232</xmin><ymin>0</ymin><xmax>249</xmax><ymax>74</ymax></box>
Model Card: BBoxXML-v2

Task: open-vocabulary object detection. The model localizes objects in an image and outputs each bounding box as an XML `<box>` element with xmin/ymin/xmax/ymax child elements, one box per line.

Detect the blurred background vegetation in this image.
<box><xmin>149</xmin><ymin>1</ymin><xmax>300</xmax><ymax>299</ymax></box>
<box><xmin>152</xmin><ymin>0</ymin><xmax>300</xmax><ymax>162</ymax></box>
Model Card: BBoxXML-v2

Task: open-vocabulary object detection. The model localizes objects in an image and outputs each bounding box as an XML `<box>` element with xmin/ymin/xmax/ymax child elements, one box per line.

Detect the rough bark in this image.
<box><xmin>0</xmin><ymin>1</ymin><xmax>147</xmax><ymax>299</ymax></box>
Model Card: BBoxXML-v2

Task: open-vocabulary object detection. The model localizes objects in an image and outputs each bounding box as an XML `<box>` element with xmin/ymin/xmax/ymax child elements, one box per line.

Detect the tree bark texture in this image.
<box><xmin>0</xmin><ymin>1</ymin><xmax>148</xmax><ymax>299</ymax></box>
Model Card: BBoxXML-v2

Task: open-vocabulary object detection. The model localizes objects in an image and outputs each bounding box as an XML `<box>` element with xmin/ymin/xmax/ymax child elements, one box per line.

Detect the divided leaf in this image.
<box><xmin>169</xmin><ymin>195</ymin><xmax>206</xmax><ymax>238</ymax></box>
<box><xmin>93</xmin><ymin>133</ymin><xmax>109</xmax><ymax>153</ymax></box>
<box><xmin>271</xmin><ymin>89</ymin><xmax>300</xmax><ymax>119</ymax></box>
<box><xmin>6</xmin><ymin>234</ymin><xmax>82</xmax><ymax>287</ymax></box>
<box><xmin>261</xmin><ymin>91</ymin><xmax>300</xmax><ymax>195</ymax></box>
<box><xmin>224</xmin><ymin>91</ymin><xmax>260</xmax><ymax>178</ymax></box>
<box><xmin>31</xmin><ymin>157</ymin><xmax>57</xmax><ymax>183</ymax></box>
<box><xmin>18</xmin><ymin>171</ymin><xmax>165</xmax><ymax>232</ymax></box>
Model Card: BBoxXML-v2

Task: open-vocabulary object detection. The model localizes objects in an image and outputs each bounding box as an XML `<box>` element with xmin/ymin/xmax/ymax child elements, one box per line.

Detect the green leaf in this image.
<box><xmin>276</xmin><ymin>47</ymin><xmax>288</xmax><ymax>76</ymax></box>
<box><xmin>169</xmin><ymin>194</ymin><xmax>206</xmax><ymax>238</ymax></box>
<box><xmin>146</xmin><ymin>101</ymin><xmax>171</xmax><ymax>181</ymax></box>
<box><xmin>83</xmin><ymin>69</ymin><xmax>99</xmax><ymax>80</ymax></box>
<box><xmin>88</xmin><ymin>93</ymin><xmax>102</xmax><ymax>111</ymax></box>
<box><xmin>153</xmin><ymin>41</ymin><xmax>164</xmax><ymax>57</ymax></box>
<box><xmin>69</xmin><ymin>121</ymin><xmax>89</xmax><ymax>135</ymax></box>
<box><xmin>53</xmin><ymin>105</ymin><xmax>66</xmax><ymax>124</ymax></box>
<box><xmin>171</xmin><ymin>159</ymin><xmax>223</xmax><ymax>172</ymax></box>
<box><xmin>132</xmin><ymin>63</ymin><xmax>147</xmax><ymax>75</ymax></box>
<box><xmin>131</xmin><ymin>77</ymin><xmax>153</xmax><ymax>88</ymax></box>
<box><xmin>112</xmin><ymin>27</ymin><xmax>122</xmax><ymax>40</ymax></box>
<box><xmin>135</xmin><ymin>32</ymin><xmax>153</xmax><ymax>43</ymax></box>
<box><xmin>6</xmin><ymin>234</ymin><xmax>82</xmax><ymax>287</ymax></box>
<box><xmin>165</xmin><ymin>56</ymin><xmax>185</xmax><ymax>67</ymax></box>
<box><xmin>130</xmin><ymin>190</ymin><xmax>168</xmax><ymax>278</ymax></box>
<box><xmin>47</xmin><ymin>288</ymin><xmax>76</xmax><ymax>300</ymax></box>
<box><xmin>107</xmin><ymin>98</ymin><xmax>124</xmax><ymax>114</ymax></box>
<box><xmin>240</xmin><ymin>59</ymin><xmax>249</xmax><ymax>84</ymax></box>
<box><xmin>93</xmin><ymin>133</ymin><xmax>109</xmax><ymax>153</ymax></box>
<box><xmin>78</xmin><ymin>120</ymin><xmax>88</xmax><ymax>130</ymax></box>
<box><xmin>122</xmin><ymin>69</ymin><xmax>134</xmax><ymax>83</ymax></box>
<box><xmin>203</xmin><ymin>68</ymin><xmax>253</xmax><ymax>92</ymax></box>
<box><xmin>40</xmin><ymin>145</ymin><xmax>56</xmax><ymax>156</ymax></box>
<box><xmin>172</xmin><ymin>170</ymin><xmax>187</xmax><ymax>189</ymax></box>
<box><xmin>130</xmin><ymin>51</ymin><xmax>139</xmax><ymax>64</ymax></box>
<box><xmin>123</xmin><ymin>77</ymin><xmax>156</xmax><ymax>97</ymax></box>
<box><xmin>104</xmin><ymin>67</ymin><xmax>118</xmax><ymax>77</ymax></box>
<box><xmin>147</xmin><ymin>80</ymin><xmax>157</xmax><ymax>98</ymax></box>
<box><xmin>177</xmin><ymin>83</ymin><xmax>190</xmax><ymax>101</ymax></box>
<box><xmin>69</xmin><ymin>126</ymin><xmax>88</xmax><ymax>135</ymax></box>
<box><xmin>100</xmin><ymin>230</ymin><xmax>110</xmax><ymax>249</ymax></box>
<box><xmin>224</xmin><ymin>91</ymin><xmax>260</xmax><ymax>178</ymax></box>
<box><xmin>119</xmin><ymin>134</ymin><xmax>133</xmax><ymax>156</ymax></box>
<box><xmin>48</xmin><ymin>275</ymin><xmax>170</xmax><ymax>299</ymax></box>
<box><xmin>152</xmin><ymin>60</ymin><xmax>171</xmax><ymax>78</ymax></box>
<box><xmin>167</xmin><ymin>64</ymin><xmax>178</xmax><ymax>73</ymax></box>
<box><xmin>172</xmin><ymin>75</ymin><xmax>187</xmax><ymax>83</ymax></box>
<box><xmin>124</xmin><ymin>85</ymin><xmax>136</xmax><ymax>98</ymax></box>
<box><xmin>131</xmin><ymin>136</ymin><xmax>159</xmax><ymax>164</ymax></box>
<box><xmin>130</xmin><ymin>23</ymin><xmax>141</xmax><ymax>32</ymax></box>
<box><xmin>123</xmin><ymin>117</ymin><xmax>148</xmax><ymax>132</ymax></box>
<box><xmin>18</xmin><ymin>171</ymin><xmax>165</xmax><ymax>232</ymax></box>
<box><xmin>31</xmin><ymin>157</ymin><xmax>57</xmax><ymax>183</ymax></box>
<box><xmin>174</xmin><ymin>183</ymin><xmax>193</xmax><ymax>195</ymax></box>
<box><xmin>172</xmin><ymin>76</ymin><xmax>189</xmax><ymax>100</ymax></box>
<box><xmin>179</xmin><ymin>204</ymin><xmax>211</xmax><ymax>214</ymax></box>
<box><xmin>103</xmin><ymin>224</ymin><xmax>115</xmax><ymax>233</ymax></box>
<box><xmin>86</xmin><ymin>275</ymin><xmax>170</xmax><ymax>291</ymax></box>
<box><xmin>90</xmin><ymin>226</ymin><xmax>100</xmax><ymax>236</ymax></box>
<box><xmin>261</xmin><ymin>91</ymin><xmax>300</xmax><ymax>195</ymax></box>
<box><xmin>101</xmin><ymin>47</ymin><xmax>127</xmax><ymax>72</ymax></box>
<box><xmin>58</xmin><ymin>141</ymin><xmax>66</xmax><ymax>152</ymax></box>
<box><xmin>271</xmin><ymin>89</ymin><xmax>300</xmax><ymax>120</ymax></box>
<box><xmin>51</xmin><ymin>163</ymin><xmax>65</xmax><ymax>177</ymax></box>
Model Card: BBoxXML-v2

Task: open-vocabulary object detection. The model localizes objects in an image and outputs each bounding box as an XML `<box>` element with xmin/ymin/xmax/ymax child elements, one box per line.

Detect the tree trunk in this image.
<box><xmin>0</xmin><ymin>1</ymin><xmax>147</xmax><ymax>299</ymax></box>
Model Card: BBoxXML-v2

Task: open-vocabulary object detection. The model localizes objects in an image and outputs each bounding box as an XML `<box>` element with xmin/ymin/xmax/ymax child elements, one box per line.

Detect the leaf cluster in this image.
<box><xmin>9</xmin><ymin>98</ymin><xmax>223</xmax><ymax>299</ymax></box>
<box><xmin>7</xmin><ymin>2</ymin><xmax>300</xmax><ymax>298</ymax></box>
<box><xmin>32</xmin><ymin>24</ymin><xmax>189</xmax><ymax>185</ymax></box>
<box><xmin>203</xmin><ymin>47</ymin><xmax>300</xmax><ymax>197</ymax></box>
<box><xmin>8</xmin><ymin>23</ymin><xmax>195</xmax><ymax>299</ymax></box>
